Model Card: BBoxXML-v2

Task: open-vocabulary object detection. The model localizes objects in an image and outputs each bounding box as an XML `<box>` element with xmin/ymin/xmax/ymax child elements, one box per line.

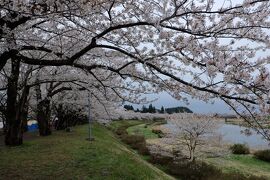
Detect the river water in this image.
<box><xmin>164</xmin><ymin>123</ymin><xmax>270</xmax><ymax>150</ymax></box>
<box><xmin>217</xmin><ymin>124</ymin><xmax>270</xmax><ymax>149</ymax></box>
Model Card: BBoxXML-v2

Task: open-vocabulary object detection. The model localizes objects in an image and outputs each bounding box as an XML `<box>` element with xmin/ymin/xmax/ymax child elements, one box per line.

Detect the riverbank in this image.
<box><xmin>0</xmin><ymin>124</ymin><xmax>174</xmax><ymax>180</ymax></box>
<box><xmin>206</xmin><ymin>155</ymin><xmax>270</xmax><ymax>178</ymax></box>
<box><xmin>114</xmin><ymin>120</ymin><xmax>270</xmax><ymax>179</ymax></box>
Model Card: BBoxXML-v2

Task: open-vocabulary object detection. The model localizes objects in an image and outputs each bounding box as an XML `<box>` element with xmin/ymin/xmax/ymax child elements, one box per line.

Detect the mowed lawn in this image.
<box><xmin>0</xmin><ymin>124</ymin><xmax>174</xmax><ymax>180</ymax></box>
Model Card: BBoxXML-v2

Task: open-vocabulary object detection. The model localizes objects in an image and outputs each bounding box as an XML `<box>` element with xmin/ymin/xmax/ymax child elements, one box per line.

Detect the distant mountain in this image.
<box><xmin>165</xmin><ymin>106</ymin><xmax>193</xmax><ymax>114</ymax></box>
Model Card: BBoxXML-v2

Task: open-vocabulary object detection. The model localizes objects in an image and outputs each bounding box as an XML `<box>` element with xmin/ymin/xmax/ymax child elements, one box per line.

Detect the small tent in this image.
<box><xmin>27</xmin><ymin>120</ymin><xmax>38</xmax><ymax>131</ymax></box>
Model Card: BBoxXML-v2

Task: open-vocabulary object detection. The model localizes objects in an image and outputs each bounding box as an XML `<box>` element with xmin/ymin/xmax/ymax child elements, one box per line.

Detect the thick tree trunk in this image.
<box><xmin>19</xmin><ymin>87</ymin><xmax>30</xmax><ymax>133</ymax></box>
<box><xmin>37</xmin><ymin>99</ymin><xmax>51</xmax><ymax>136</ymax></box>
<box><xmin>54</xmin><ymin>104</ymin><xmax>66</xmax><ymax>130</ymax></box>
<box><xmin>21</xmin><ymin>105</ymin><xmax>28</xmax><ymax>132</ymax></box>
<box><xmin>5</xmin><ymin>59</ymin><xmax>23</xmax><ymax>146</ymax></box>
<box><xmin>35</xmin><ymin>84</ymin><xmax>51</xmax><ymax>136</ymax></box>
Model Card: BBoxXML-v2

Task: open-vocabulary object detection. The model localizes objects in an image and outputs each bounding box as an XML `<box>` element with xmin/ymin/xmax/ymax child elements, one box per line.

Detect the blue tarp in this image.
<box><xmin>28</xmin><ymin>124</ymin><xmax>38</xmax><ymax>132</ymax></box>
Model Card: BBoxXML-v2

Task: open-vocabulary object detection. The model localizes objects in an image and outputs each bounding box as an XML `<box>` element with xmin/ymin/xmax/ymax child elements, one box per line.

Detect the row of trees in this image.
<box><xmin>124</xmin><ymin>104</ymin><xmax>161</xmax><ymax>113</ymax></box>
<box><xmin>125</xmin><ymin>104</ymin><xmax>193</xmax><ymax>114</ymax></box>
<box><xmin>1</xmin><ymin>0</ymin><xmax>270</xmax><ymax>145</ymax></box>
<box><xmin>141</xmin><ymin>104</ymin><xmax>158</xmax><ymax>113</ymax></box>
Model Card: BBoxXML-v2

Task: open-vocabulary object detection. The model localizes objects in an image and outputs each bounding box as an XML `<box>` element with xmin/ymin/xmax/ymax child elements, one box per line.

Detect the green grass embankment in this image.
<box><xmin>127</xmin><ymin>124</ymin><xmax>159</xmax><ymax>139</ymax></box>
<box><xmin>0</xmin><ymin>124</ymin><xmax>174</xmax><ymax>180</ymax></box>
<box><xmin>206</xmin><ymin>154</ymin><xmax>270</xmax><ymax>178</ymax></box>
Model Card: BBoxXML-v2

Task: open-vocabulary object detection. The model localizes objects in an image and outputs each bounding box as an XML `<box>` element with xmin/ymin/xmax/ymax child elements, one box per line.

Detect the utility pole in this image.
<box><xmin>87</xmin><ymin>92</ymin><xmax>94</xmax><ymax>141</ymax></box>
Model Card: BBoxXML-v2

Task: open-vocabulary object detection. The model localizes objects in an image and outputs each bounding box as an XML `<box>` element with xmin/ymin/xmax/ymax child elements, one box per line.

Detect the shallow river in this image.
<box><xmin>164</xmin><ymin>123</ymin><xmax>270</xmax><ymax>150</ymax></box>
<box><xmin>217</xmin><ymin>124</ymin><xmax>270</xmax><ymax>149</ymax></box>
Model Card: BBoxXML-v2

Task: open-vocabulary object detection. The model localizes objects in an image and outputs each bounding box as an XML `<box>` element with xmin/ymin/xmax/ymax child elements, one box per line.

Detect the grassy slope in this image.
<box><xmin>206</xmin><ymin>155</ymin><xmax>270</xmax><ymax>178</ymax></box>
<box><xmin>0</xmin><ymin>124</ymin><xmax>174</xmax><ymax>180</ymax></box>
<box><xmin>127</xmin><ymin>124</ymin><xmax>159</xmax><ymax>139</ymax></box>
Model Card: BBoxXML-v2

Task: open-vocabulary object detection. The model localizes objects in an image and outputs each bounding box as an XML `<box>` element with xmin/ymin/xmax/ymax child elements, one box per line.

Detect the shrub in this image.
<box><xmin>149</xmin><ymin>154</ymin><xmax>174</xmax><ymax>165</ymax></box>
<box><xmin>168</xmin><ymin>160</ymin><xmax>267</xmax><ymax>180</ymax></box>
<box><xmin>158</xmin><ymin>133</ymin><xmax>165</xmax><ymax>138</ymax></box>
<box><xmin>230</xmin><ymin>144</ymin><xmax>250</xmax><ymax>154</ymax></box>
<box><xmin>172</xmin><ymin>149</ymin><xmax>186</xmax><ymax>160</ymax></box>
<box><xmin>121</xmin><ymin>134</ymin><xmax>144</xmax><ymax>145</ymax></box>
<box><xmin>138</xmin><ymin>142</ymin><xmax>150</xmax><ymax>155</ymax></box>
<box><xmin>168</xmin><ymin>160</ymin><xmax>222</xmax><ymax>180</ymax></box>
<box><xmin>115</xmin><ymin>126</ymin><xmax>128</xmax><ymax>136</ymax></box>
<box><xmin>120</xmin><ymin>134</ymin><xmax>150</xmax><ymax>155</ymax></box>
<box><xmin>152</xmin><ymin>117</ymin><xmax>166</xmax><ymax>122</ymax></box>
<box><xmin>152</xmin><ymin>129</ymin><xmax>162</xmax><ymax>134</ymax></box>
<box><xmin>254</xmin><ymin>149</ymin><xmax>270</xmax><ymax>162</ymax></box>
<box><xmin>152</xmin><ymin>129</ymin><xmax>165</xmax><ymax>138</ymax></box>
<box><xmin>123</xmin><ymin>135</ymin><xmax>143</xmax><ymax>150</ymax></box>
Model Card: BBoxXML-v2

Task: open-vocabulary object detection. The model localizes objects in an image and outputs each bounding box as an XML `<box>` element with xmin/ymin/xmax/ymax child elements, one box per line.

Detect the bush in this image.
<box><xmin>138</xmin><ymin>142</ymin><xmax>150</xmax><ymax>155</ymax></box>
<box><xmin>152</xmin><ymin>129</ymin><xmax>162</xmax><ymax>134</ymax></box>
<box><xmin>149</xmin><ymin>154</ymin><xmax>174</xmax><ymax>165</ymax></box>
<box><xmin>230</xmin><ymin>144</ymin><xmax>250</xmax><ymax>154</ymax></box>
<box><xmin>168</xmin><ymin>160</ymin><xmax>222</xmax><ymax>180</ymax></box>
<box><xmin>115</xmin><ymin>126</ymin><xmax>128</xmax><ymax>136</ymax></box>
<box><xmin>254</xmin><ymin>149</ymin><xmax>270</xmax><ymax>162</ymax></box>
<box><xmin>152</xmin><ymin>129</ymin><xmax>164</xmax><ymax>138</ymax></box>
<box><xmin>121</xmin><ymin>134</ymin><xmax>144</xmax><ymax>145</ymax></box>
<box><xmin>152</xmin><ymin>117</ymin><xmax>166</xmax><ymax>122</ymax></box>
<box><xmin>168</xmin><ymin>160</ymin><xmax>267</xmax><ymax>180</ymax></box>
<box><xmin>120</xmin><ymin>134</ymin><xmax>150</xmax><ymax>155</ymax></box>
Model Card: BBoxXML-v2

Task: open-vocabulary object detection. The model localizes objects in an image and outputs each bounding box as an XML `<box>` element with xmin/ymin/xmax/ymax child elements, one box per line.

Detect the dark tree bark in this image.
<box><xmin>35</xmin><ymin>84</ymin><xmax>51</xmax><ymax>136</ymax></box>
<box><xmin>0</xmin><ymin>97</ymin><xmax>7</xmax><ymax>134</ymax></box>
<box><xmin>5</xmin><ymin>59</ymin><xmax>23</xmax><ymax>146</ymax></box>
<box><xmin>21</xmin><ymin>108</ymin><xmax>28</xmax><ymax>132</ymax></box>
<box><xmin>19</xmin><ymin>86</ymin><xmax>30</xmax><ymax>133</ymax></box>
<box><xmin>54</xmin><ymin>104</ymin><xmax>65</xmax><ymax>130</ymax></box>
<box><xmin>0</xmin><ymin>51</ymin><xmax>11</xmax><ymax>72</ymax></box>
<box><xmin>37</xmin><ymin>99</ymin><xmax>51</xmax><ymax>136</ymax></box>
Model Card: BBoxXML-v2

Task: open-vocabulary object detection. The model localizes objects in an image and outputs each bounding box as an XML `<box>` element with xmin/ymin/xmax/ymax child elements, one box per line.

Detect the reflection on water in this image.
<box><xmin>217</xmin><ymin>124</ymin><xmax>270</xmax><ymax>149</ymax></box>
<box><xmin>164</xmin><ymin>123</ymin><xmax>270</xmax><ymax>150</ymax></box>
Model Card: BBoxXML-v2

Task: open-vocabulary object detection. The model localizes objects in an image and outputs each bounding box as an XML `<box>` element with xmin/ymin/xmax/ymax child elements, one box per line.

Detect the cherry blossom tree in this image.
<box><xmin>1</xmin><ymin>0</ymin><xmax>270</xmax><ymax>146</ymax></box>
<box><xmin>170</xmin><ymin>114</ymin><xmax>219</xmax><ymax>161</ymax></box>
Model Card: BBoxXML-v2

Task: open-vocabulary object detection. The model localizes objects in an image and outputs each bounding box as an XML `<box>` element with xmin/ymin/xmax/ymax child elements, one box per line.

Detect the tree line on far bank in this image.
<box><xmin>124</xmin><ymin>104</ymin><xmax>193</xmax><ymax>114</ymax></box>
